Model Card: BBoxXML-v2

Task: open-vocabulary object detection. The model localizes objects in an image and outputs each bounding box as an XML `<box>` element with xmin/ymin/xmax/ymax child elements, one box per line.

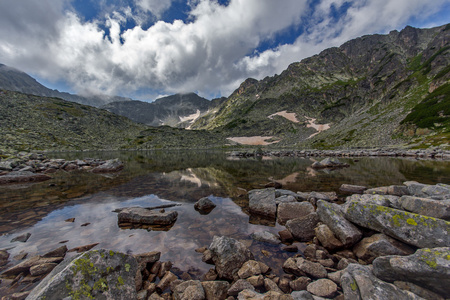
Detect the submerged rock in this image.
<box><xmin>26</xmin><ymin>249</ymin><xmax>138</xmax><ymax>300</ymax></box>
<box><xmin>0</xmin><ymin>171</ymin><xmax>51</xmax><ymax>185</ymax></box>
<box><xmin>194</xmin><ymin>197</ymin><xmax>216</xmax><ymax>214</ymax></box>
<box><xmin>373</xmin><ymin>247</ymin><xmax>450</xmax><ymax>297</ymax></box>
<box><xmin>343</xmin><ymin>200</ymin><xmax>450</xmax><ymax>248</ymax></box>
<box><xmin>118</xmin><ymin>207</ymin><xmax>178</xmax><ymax>225</ymax></box>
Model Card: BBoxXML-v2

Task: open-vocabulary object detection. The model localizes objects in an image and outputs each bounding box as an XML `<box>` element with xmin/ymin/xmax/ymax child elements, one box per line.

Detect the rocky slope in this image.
<box><xmin>0</xmin><ymin>64</ymin><xmax>132</xmax><ymax>107</ymax></box>
<box><xmin>0</xmin><ymin>90</ymin><xmax>225</xmax><ymax>152</ymax></box>
<box><xmin>102</xmin><ymin>93</ymin><xmax>226</xmax><ymax>128</ymax></box>
<box><xmin>191</xmin><ymin>24</ymin><xmax>450</xmax><ymax>149</ymax></box>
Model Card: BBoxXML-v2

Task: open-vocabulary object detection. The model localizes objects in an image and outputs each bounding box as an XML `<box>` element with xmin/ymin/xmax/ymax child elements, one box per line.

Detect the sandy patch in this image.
<box><xmin>268</xmin><ymin>110</ymin><xmax>300</xmax><ymax>123</ymax></box>
<box><xmin>227</xmin><ymin>136</ymin><xmax>280</xmax><ymax>145</ymax></box>
<box><xmin>305</xmin><ymin>116</ymin><xmax>331</xmax><ymax>138</ymax></box>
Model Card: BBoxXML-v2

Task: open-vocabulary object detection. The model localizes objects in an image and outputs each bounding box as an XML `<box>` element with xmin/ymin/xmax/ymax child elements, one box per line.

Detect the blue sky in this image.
<box><xmin>0</xmin><ymin>0</ymin><xmax>449</xmax><ymax>101</ymax></box>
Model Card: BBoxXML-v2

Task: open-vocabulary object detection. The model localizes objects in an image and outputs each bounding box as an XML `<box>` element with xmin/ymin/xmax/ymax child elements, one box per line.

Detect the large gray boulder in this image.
<box><xmin>26</xmin><ymin>249</ymin><xmax>138</xmax><ymax>300</ymax></box>
<box><xmin>92</xmin><ymin>158</ymin><xmax>124</xmax><ymax>173</ymax></box>
<box><xmin>316</xmin><ymin>200</ymin><xmax>362</xmax><ymax>247</ymax></box>
<box><xmin>285</xmin><ymin>212</ymin><xmax>320</xmax><ymax>242</ymax></box>
<box><xmin>373</xmin><ymin>247</ymin><xmax>450</xmax><ymax>297</ymax></box>
<box><xmin>399</xmin><ymin>196</ymin><xmax>450</xmax><ymax>220</ymax></box>
<box><xmin>343</xmin><ymin>200</ymin><xmax>450</xmax><ymax>248</ymax></box>
<box><xmin>277</xmin><ymin>202</ymin><xmax>315</xmax><ymax>225</ymax></box>
<box><xmin>341</xmin><ymin>264</ymin><xmax>423</xmax><ymax>300</ymax></box>
<box><xmin>248</xmin><ymin>188</ymin><xmax>277</xmax><ymax>218</ymax></box>
<box><xmin>172</xmin><ymin>280</ymin><xmax>205</xmax><ymax>300</ymax></box>
<box><xmin>345</xmin><ymin>194</ymin><xmax>401</xmax><ymax>209</ymax></box>
<box><xmin>352</xmin><ymin>233</ymin><xmax>415</xmax><ymax>263</ymax></box>
<box><xmin>118</xmin><ymin>207</ymin><xmax>178</xmax><ymax>225</ymax></box>
<box><xmin>404</xmin><ymin>181</ymin><xmax>450</xmax><ymax>200</ymax></box>
<box><xmin>208</xmin><ymin>236</ymin><xmax>254</xmax><ymax>280</ymax></box>
<box><xmin>201</xmin><ymin>281</ymin><xmax>230</xmax><ymax>300</ymax></box>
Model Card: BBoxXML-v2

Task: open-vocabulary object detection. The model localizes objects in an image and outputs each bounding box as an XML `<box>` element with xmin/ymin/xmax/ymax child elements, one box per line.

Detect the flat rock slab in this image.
<box><xmin>399</xmin><ymin>195</ymin><xmax>450</xmax><ymax>220</ymax></box>
<box><xmin>343</xmin><ymin>200</ymin><xmax>450</xmax><ymax>248</ymax></box>
<box><xmin>277</xmin><ymin>202</ymin><xmax>315</xmax><ymax>225</ymax></box>
<box><xmin>373</xmin><ymin>247</ymin><xmax>450</xmax><ymax>297</ymax></box>
<box><xmin>26</xmin><ymin>249</ymin><xmax>138</xmax><ymax>300</ymax></box>
<box><xmin>353</xmin><ymin>233</ymin><xmax>415</xmax><ymax>263</ymax></box>
<box><xmin>118</xmin><ymin>207</ymin><xmax>178</xmax><ymax>225</ymax></box>
<box><xmin>0</xmin><ymin>171</ymin><xmax>51</xmax><ymax>185</ymax></box>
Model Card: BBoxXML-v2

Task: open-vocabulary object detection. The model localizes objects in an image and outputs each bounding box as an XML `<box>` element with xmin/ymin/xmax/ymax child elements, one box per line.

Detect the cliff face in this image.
<box><xmin>191</xmin><ymin>24</ymin><xmax>450</xmax><ymax>148</ymax></box>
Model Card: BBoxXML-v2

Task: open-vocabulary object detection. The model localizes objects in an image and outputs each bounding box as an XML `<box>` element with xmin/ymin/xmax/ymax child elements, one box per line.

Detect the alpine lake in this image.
<box><xmin>1</xmin><ymin>150</ymin><xmax>449</xmax><ymax>295</ymax></box>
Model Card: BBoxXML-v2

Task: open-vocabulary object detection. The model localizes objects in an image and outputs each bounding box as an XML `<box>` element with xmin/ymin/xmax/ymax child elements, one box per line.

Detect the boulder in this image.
<box><xmin>250</xmin><ymin>231</ymin><xmax>281</xmax><ymax>245</ymax></box>
<box><xmin>316</xmin><ymin>200</ymin><xmax>362</xmax><ymax>247</ymax></box>
<box><xmin>311</xmin><ymin>158</ymin><xmax>349</xmax><ymax>169</ymax></box>
<box><xmin>11</xmin><ymin>232</ymin><xmax>31</xmax><ymax>243</ymax></box>
<box><xmin>29</xmin><ymin>263</ymin><xmax>59</xmax><ymax>276</ymax></box>
<box><xmin>314</xmin><ymin>224</ymin><xmax>344</xmax><ymax>250</ymax></box>
<box><xmin>277</xmin><ymin>202</ymin><xmax>315</xmax><ymax>225</ymax></box>
<box><xmin>343</xmin><ymin>200</ymin><xmax>450</xmax><ymax>248</ymax></box>
<box><xmin>209</xmin><ymin>236</ymin><xmax>254</xmax><ymax>280</ymax></box>
<box><xmin>118</xmin><ymin>207</ymin><xmax>178</xmax><ymax>225</ymax></box>
<box><xmin>285</xmin><ymin>213</ymin><xmax>320</xmax><ymax>242</ymax></box>
<box><xmin>0</xmin><ymin>171</ymin><xmax>51</xmax><ymax>185</ymax></box>
<box><xmin>1</xmin><ymin>255</ymin><xmax>63</xmax><ymax>277</ymax></box>
<box><xmin>306</xmin><ymin>279</ymin><xmax>337</xmax><ymax>298</ymax></box>
<box><xmin>373</xmin><ymin>247</ymin><xmax>450</xmax><ymax>297</ymax></box>
<box><xmin>352</xmin><ymin>233</ymin><xmax>415</xmax><ymax>263</ymax></box>
<box><xmin>339</xmin><ymin>184</ymin><xmax>367</xmax><ymax>194</ymax></box>
<box><xmin>91</xmin><ymin>158</ymin><xmax>124</xmax><ymax>173</ymax></box>
<box><xmin>291</xmin><ymin>290</ymin><xmax>314</xmax><ymax>300</ymax></box>
<box><xmin>247</xmin><ymin>275</ymin><xmax>264</xmax><ymax>288</ymax></box>
<box><xmin>172</xmin><ymin>280</ymin><xmax>205</xmax><ymax>300</ymax></box>
<box><xmin>194</xmin><ymin>197</ymin><xmax>216</xmax><ymax>214</ymax></box>
<box><xmin>43</xmin><ymin>245</ymin><xmax>68</xmax><ymax>258</ymax></box>
<box><xmin>394</xmin><ymin>281</ymin><xmax>445</xmax><ymax>300</ymax></box>
<box><xmin>228</xmin><ymin>279</ymin><xmax>255</xmax><ymax>296</ymax></box>
<box><xmin>405</xmin><ymin>181</ymin><xmax>450</xmax><ymax>199</ymax></box>
<box><xmin>296</xmin><ymin>257</ymin><xmax>328</xmax><ymax>279</ymax></box>
<box><xmin>248</xmin><ymin>188</ymin><xmax>277</xmax><ymax>218</ymax></box>
<box><xmin>341</xmin><ymin>264</ymin><xmax>423</xmax><ymax>300</ymax></box>
<box><xmin>275</xmin><ymin>195</ymin><xmax>297</xmax><ymax>205</ymax></box>
<box><xmin>399</xmin><ymin>196</ymin><xmax>450</xmax><ymax>220</ymax></box>
<box><xmin>26</xmin><ymin>249</ymin><xmax>138</xmax><ymax>300</ymax></box>
<box><xmin>289</xmin><ymin>277</ymin><xmax>311</xmax><ymax>291</ymax></box>
<box><xmin>238</xmin><ymin>260</ymin><xmax>262</xmax><ymax>279</ymax></box>
<box><xmin>264</xmin><ymin>278</ymin><xmax>283</xmax><ymax>293</ymax></box>
<box><xmin>364</xmin><ymin>185</ymin><xmax>409</xmax><ymax>197</ymax></box>
<box><xmin>201</xmin><ymin>281</ymin><xmax>230</xmax><ymax>300</ymax></box>
<box><xmin>345</xmin><ymin>194</ymin><xmax>401</xmax><ymax>209</ymax></box>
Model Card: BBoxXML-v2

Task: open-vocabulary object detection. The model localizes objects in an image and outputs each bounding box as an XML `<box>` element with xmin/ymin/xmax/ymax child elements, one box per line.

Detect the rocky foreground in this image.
<box><xmin>0</xmin><ymin>178</ymin><xmax>449</xmax><ymax>299</ymax></box>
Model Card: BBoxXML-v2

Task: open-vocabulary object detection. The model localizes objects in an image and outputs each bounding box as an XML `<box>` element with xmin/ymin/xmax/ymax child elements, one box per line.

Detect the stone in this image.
<box><xmin>134</xmin><ymin>251</ymin><xmax>161</xmax><ymax>265</ymax></box>
<box><xmin>194</xmin><ymin>197</ymin><xmax>216</xmax><ymax>214</ymax></box>
<box><xmin>236</xmin><ymin>289</ymin><xmax>264</xmax><ymax>299</ymax></box>
<box><xmin>337</xmin><ymin>258</ymin><xmax>357</xmax><ymax>270</ymax></box>
<box><xmin>209</xmin><ymin>236</ymin><xmax>254</xmax><ymax>280</ymax></box>
<box><xmin>399</xmin><ymin>195</ymin><xmax>450</xmax><ymax>220</ymax></box>
<box><xmin>394</xmin><ymin>281</ymin><xmax>445</xmax><ymax>300</ymax></box>
<box><xmin>68</xmin><ymin>243</ymin><xmax>99</xmax><ymax>253</ymax></box>
<box><xmin>339</xmin><ymin>184</ymin><xmax>367</xmax><ymax>194</ymax></box>
<box><xmin>26</xmin><ymin>249</ymin><xmax>138</xmax><ymax>300</ymax></box>
<box><xmin>275</xmin><ymin>195</ymin><xmax>297</xmax><ymax>205</ymax></box>
<box><xmin>258</xmin><ymin>261</ymin><xmax>270</xmax><ymax>274</ymax></box>
<box><xmin>228</xmin><ymin>279</ymin><xmax>255</xmax><ymax>296</ymax></box>
<box><xmin>364</xmin><ymin>185</ymin><xmax>409</xmax><ymax>197</ymax></box>
<box><xmin>157</xmin><ymin>261</ymin><xmax>173</xmax><ymax>278</ymax></box>
<box><xmin>43</xmin><ymin>245</ymin><xmax>68</xmax><ymax>258</ymax></box>
<box><xmin>238</xmin><ymin>260</ymin><xmax>262</xmax><ymax>279</ymax></box>
<box><xmin>311</xmin><ymin>158</ymin><xmax>349</xmax><ymax>169</ymax></box>
<box><xmin>156</xmin><ymin>271</ymin><xmax>177</xmax><ymax>293</ymax></box>
<box><xmin>250</xmin><ymin>231</ymin><xmax>281</xmax><ymax>245</ymax></box>
<box><xmin>91</xmin><ymin>158</ymin><xmax>124</xmax><ymax>173</ymax></box>
<box><xmin>278</xmin><ymin>229</ymin><xmax>294</xmax><ymax>243</ymax></box>
<box><xmin>285</xmin><ymin>212</ymin><xmax>320</xmax><ymax>242</ymax></box>
<box><xmin>248</xmin><ymin>188</ymin><xmax>277</xmax><ymax>218</ymax></box>
<box><xmin>202</xmin><ymin>268</ymin><xmax>217</xmax><ymax>281</ymax></box>
<box><xmin>279</xmin><ymin>276</ymin><xmax>291</xmax><ymax>293</ymax></box>
<box><xmin>172</xmin><ymin>280</ymin><xmax>205</xmax><ymax>300</ymax></box>
<box><xmin>137</xmin><ymin>290</ymin><xmax>148</xmax><ymax>300</ymax></box>
<box><xmin>291</xmin><ymin>290</ymin><xmax>314</xmax><ymax>300</ymax></box>
<box><xmin>289</xmin><ymin>277</ymin><xmax>311</xmax><ymax>291</ymax></box>
<box><xmin>118</xmin><ymin>207</ymin><xmax>178</xmax><ymax>225</ymax></box>
<box><xmin>314</xmin><ymin>224</ymin><xmax>344</xmax><ymax>250</ymax></box>
<box><xmin>0</xmin><ymin>171</ymin><xmax>51</xmax><ymax>185</ymax></box>
<box><xmin>149</xmin><ymin>293</ymin><xmax>165</xmax><ymax>300</ymax></box>
<box><xmin>306</xmin><ymin>279</ymin><xmax>337</xmax><ymax>298</ymax></box>
<box><xmin>202</xmin><ymin>249</ymin><xmax>214</xmax><ymax>264</ymax></box>
<box><xmin>345</xmin><ymin>194</ymin><xmax>401</xmax><ymax>209</ymax></box>
<box><xmin>296</xmin><ymin>257</ymin><xmax>328</xmax><ymax>279</ymax></box>
<box><xmin>302</xmin><ymin>244</ymin><xmax>317</xmax><ymax>259</ymax></box>
<box><xmin>201</xmin><ymin>281</ymin><xmax>230</xmax><ymax>300</ymax></box>
<box><xmin>247</xmin><ymin>275</ymin><xmax>264</xmax><ymax>288</ymax></box>
<box><xmin>353</xmin><ymin>233</ymin><xmax>415</xmax><ymax>263</ymax></box>
<box><xmin>29</xmin><ymin>263</ymin><xmax>58</xmax><ymax>276</ymax></box>
<box><xmin>11</xmin><ymin>233</ymin><xmax>31</xmax><ymax>243</ymax></box>
<box><xmin>277</xmin><ymin>202</ymin><xmax>315</xmax><ymax>225</ymax></box>
<box><xmin>264</xmin><ymin>278</ymin><xmax>283</xmax><ymax>293</ymax></box>
<box><xmin>405</xmin><ymin>181</ymin><xmax>450</xmax><ymax>199</ymax></box>
<box><xmin>341</xmin><ymin>264</ymin><xmax>423</xmax><ymax>300</ymax></box>
<box><xmin>343</xmin><ymin>200</ymin><xmax>450</xmax><ymax>248</ymax></box>
<box><xmin>327</xmin><ymin>270</ymin><xmax>344</xmax><ymax>285</ymax></box>
<box><xmin>373</xmin><ymin>247</ymin><xmax>450</xmax><ymax>297</ymax></box>
<box><xmin>1</xmin><ymin>255</ymin><xmax>63</xmax><ymax>277</ymax></box>
<box><xmin>282</xmin><ymin>245</ymin><xmax>298</xmax><ymax>252</ymax></box>
<box><xmin>316</xmin><ymin>200</ymin><xmax>362</xmax><ymax>247</ymax></box>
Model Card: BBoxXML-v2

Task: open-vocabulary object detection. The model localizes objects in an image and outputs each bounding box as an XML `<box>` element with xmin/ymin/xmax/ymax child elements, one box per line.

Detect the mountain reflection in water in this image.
<box><xmin>0</xmin><ymin>150</ymin><xmax>449</xmax><ymax>286</ymax></box>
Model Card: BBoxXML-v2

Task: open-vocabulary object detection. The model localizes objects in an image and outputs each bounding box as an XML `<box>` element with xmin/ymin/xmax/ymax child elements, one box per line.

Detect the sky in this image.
<box><xmin>0</xmin><ymin>0</ymin><xmax>449</xmax><ymax>101</ymax></box>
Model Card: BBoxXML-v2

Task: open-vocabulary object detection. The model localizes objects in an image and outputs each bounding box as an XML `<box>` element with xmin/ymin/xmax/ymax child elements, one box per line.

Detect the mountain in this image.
<box><xmin>191</xmin><ymin>24</ymin><xmax>450</xmax><ymax>149</ymax></box>
<box><xmin>0</xmin><ymin>90</ymin><xmax>225</xmax><ymax>152</ymax></box>
<box><xmin>102</xmin><ymin>93</ymin><xmax>226</xmax><ymax>128</ymax></box>
<box><xmin>0</xmin><ymin>64</ymin><xmax>131</xmax><ymax>107</ymax></box>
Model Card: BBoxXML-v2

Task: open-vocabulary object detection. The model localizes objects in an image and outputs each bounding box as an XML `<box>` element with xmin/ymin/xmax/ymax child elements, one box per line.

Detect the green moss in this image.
<box><xmin>406</xmin><ymin>218</ymin><xmax>418</xmax><ymax>226</ymax></box>
<box><xmin>124</xmin><ymin>263</ymin><xmax>131</xmax><ymax>272</ymax></box>
<box><xmin>350</xmin><ymin>280</ymin><xmax>358</xmax><ymax>291</ymax></box>
<box><xmin>117</xmin><ymin>276</ymin><xmax>124</xmax><ymax>286</ymax></box>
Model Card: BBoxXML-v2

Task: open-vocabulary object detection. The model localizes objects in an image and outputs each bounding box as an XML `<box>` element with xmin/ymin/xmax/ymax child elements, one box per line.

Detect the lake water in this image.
<box><xmin>0</xmin><ymin>150</ymin><xmax>449</xmax><ymax>295</ymax></box>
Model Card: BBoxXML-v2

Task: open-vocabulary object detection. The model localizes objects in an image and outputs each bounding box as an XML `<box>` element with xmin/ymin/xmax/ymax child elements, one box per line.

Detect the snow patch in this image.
<box><xmin>227</xmin><ymin>136</ymin><xmax>280</xmax><ymax>145</ymax></box>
